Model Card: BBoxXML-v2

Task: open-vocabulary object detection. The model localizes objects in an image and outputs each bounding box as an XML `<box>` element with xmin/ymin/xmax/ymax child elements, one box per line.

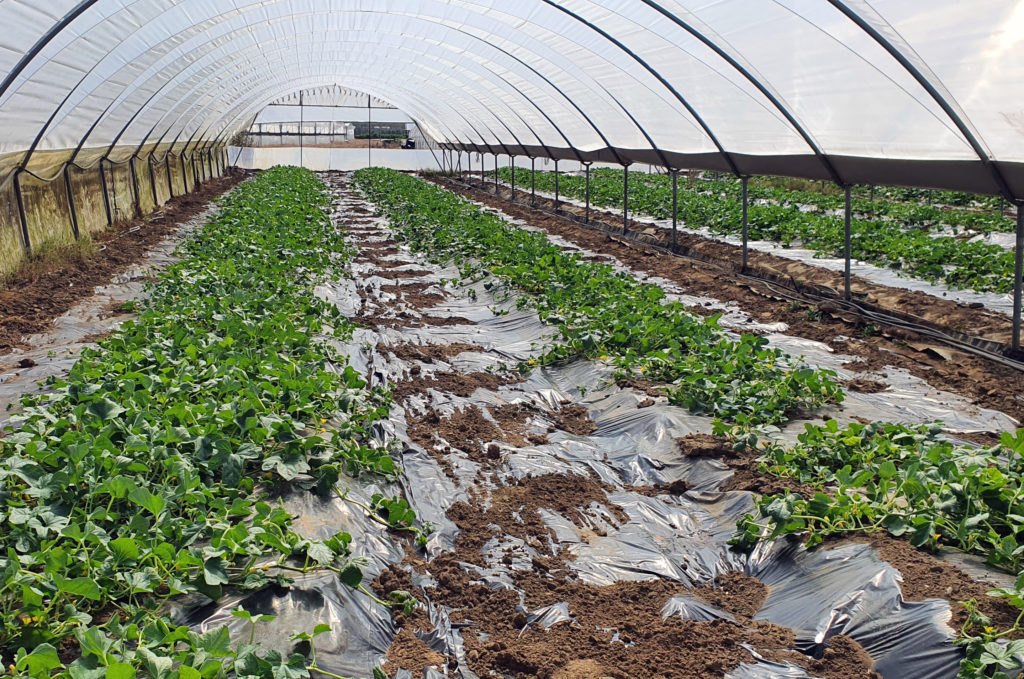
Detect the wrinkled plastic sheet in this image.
<box><xmin>13</xmin><ymin>176</ymin><xmax>1012</xmax><ymax>679</ymax></box>
<box><xmin>497</xmin><ymin>178</ymin><xmax>1017</xmax><ymax>317</ymax></box>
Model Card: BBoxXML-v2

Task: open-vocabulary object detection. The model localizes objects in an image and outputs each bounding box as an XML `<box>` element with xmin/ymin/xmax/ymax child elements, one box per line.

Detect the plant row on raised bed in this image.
<box><xmin>700</xmin><ymin>171</ymin><xmax>1011</xmax><ymax>233</ymax></box>
<box><xmin>362</xmin><ymin>167</ymin><xmax>1024</xmax><ymax>679</ymax></box>
<box><xmin>1</xmin><ymin>167</ymin><xmax>419</xmax><ymax>679</ymax></box>
<box><xmin>354</xmin><ymin>167</ymin><xmax>842</xmax><ymax>426</ymax></box>
<box><xmin>498</xmin><ymin>167</ymin><xmax>1016</xmax><ymax>294</ymax></box>
<box><xmin>723</xmin><ymin>419</ymin><xmax>1024</xmax><ymax>679</ymax></box>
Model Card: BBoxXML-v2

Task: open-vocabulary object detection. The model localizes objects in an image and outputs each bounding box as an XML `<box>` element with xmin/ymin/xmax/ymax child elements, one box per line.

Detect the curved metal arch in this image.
<box><xmin>68</xmin><ymin>49</ymin><xmax>486</xmax><ymax>170</ymax></box>
<box><xmin>826</xmin><ymin>0</ymin><xmax>1014</xmax><ymax>197</ymax></box>
<box><xmin>78</xmin><ymin>8</ymin><xmax>631</xmax><ymax>162</ymax></box>
<box><xmin>84</xmin><ymin>40</ymin><xmax>535</xmax><ymax>161</ymax></box>
<box><xmin>11</xmin><ymin>2</ymin><xmax>623</xmax><ymax>150</ymax></box>
<box><xmin>638</xmin><ymin>0</ymin><xmax>842</xmax><ymax>183</ymax></box>
<box><xmin>166</xmin><ymin>68</ymin><xmax>496</xmax><ymax>161</ymax></box>
<box><xmin>0</xmin><ymin>0</ymin><xmax>97</xmax><ymax>104</ymax></box>
<box><xmin>164</xmin><ymin>52</ymin><xmax>498</xmax><ymax>157</ymax></box>
<box><xmin>138</xmin><ymin>42</ymin><xmax>551</xmax><ymax>160</ymax></box>
<box><xmin>88</xmin><ymin>30</ymin><xmax>561</xmax><ymax>160</ymax></box>
<box><xmin>7</xmin><ymin>1</ymin><xmax>699</xmax><ymax>164</ymax></box>
<box><xmin>71</xmin><ymin>39</ymin><xmax>544</xmax><ymax>169</ymax></box>
<box><xmin>170</xmin><ymin>70</ymin><xmax>487</xmax><ymax>163</ymax></box>
<box><xmin>540</xmin><ymin>0</ymin><xmax>740</xmax><ymax>176</ymax></box>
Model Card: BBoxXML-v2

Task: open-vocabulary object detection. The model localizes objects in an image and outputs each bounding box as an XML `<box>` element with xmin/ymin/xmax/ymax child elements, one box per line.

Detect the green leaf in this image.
<box><xmin>56</xmin><ymin>575</ymin><xmax>103</xmax><ymax>601</ymax></box>
<box><xmin>16</xmin><ymin>643</ymin><xmax>61</xmax><ymax>677</ymax></box>
<box><xmin>338</xmin><ymin>563</ymin><xmax>363</xmax><ymax>588</ymax></box>
<box><xmin>87</xmin><ymin>398</ymin><xmax>125</xmax><ymax>421</ymax></box>
<box><xmin>105</xmin><ymin>663</ymin><xmax>136</xmax><ymax>679</ymax></box>
<box><xmin>109</xmin><ymin>537</ymin><xmax>140</xmax><ymax>562</ymax></box>
<box><xmin>203</xmin><ymin>557</ymin><xmax>229</xmax><ymax>586</ymax></box>
<box><xmin>128</xmin><ymin>487</ymin><xmax>165</xmax><ymax>516</ymax></box>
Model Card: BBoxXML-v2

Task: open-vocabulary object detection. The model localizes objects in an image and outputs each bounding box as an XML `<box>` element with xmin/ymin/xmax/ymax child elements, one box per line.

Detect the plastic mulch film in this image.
<box><xmin>145</xmin><ymin>173</ymin><xmax>1022</xmax><ymax>679</ymax></box>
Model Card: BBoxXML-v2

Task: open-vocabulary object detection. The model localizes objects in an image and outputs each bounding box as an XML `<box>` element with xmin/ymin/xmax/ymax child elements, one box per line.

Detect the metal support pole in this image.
<box><xmin>299</xmin><ymin>91</ymin><xmax>304</xmax><ymax>169</ymax></box>
<box><xmin>583</xmin><ymin>162</ymin><xmax>592</xmax><ymax>222</ymax></box>
<box><xmin>481</xmin><ymin>153</ymin><xmax>485</xmax><ymax>185</ymax></box>
<box><xmin>494</xmin><ymin>154</ymin><xmax>499</xmax><ymax>194</ymax></box>
<box><xmin>622</xmin><ymin>164</ymin><xmax>629</xmax><ymax>234</ymax></box>
<box><xmin>99</xmin><ymin>159</ymin><xmax>113</xmax><ymax>225</ymax></box>
<box><xmin>741</xmin><ymin>176</ymin><xmax>749</xmax><ymax>270</ymax></box>
<box><xmin>671</xmin><ymin>170</ymin><xmax>678</xmax><ymax>247</ymax></box>
<box><xmin>1013</xmin><ymin>202</ymin><xmax>1024</xmax><ymax>350</ymax></box>
<box><xmin>13</xmin><ymin>170</ymin><xmax>30</xmax><ymax>253</ymax></box>
<box><xmin>531</xmin><ymin>157</ymin><xmax>536</xmax><ymax>206</ymax></box>
<box><xmin>63</xmin><ymin>164</ymin><xmax>80</xmax><ymax>240</ymax></box>
<box><xmin>510</xmin><ymin>156</ymin><xmax>516</xmax><ymax>202</ymax></box>
<box><xmin>844</xmin><ymin>185</ymin><xmax>853</xmax><ymax>301</ymax></box>
<box><xmin>367</xmin><ymin>94</ymin><xmax>372</xmax><ymax>169</ymax></box>
<box><xmin>554</xmin><ymin>160</ymin><xmax>560</xmax><ymax>211</ymax></box>
<box><xmin>148</xmin><ymin>154</ymin><xmax>158</xmax><ymax>207</ymax></box>
<box><xmin>181</xmin><ymin>153</ymin><xmax>188</xmax><ymax>193</ymax></box>
<box><xmin>166</xmin><ymin>154</ymin><xmax>174</xmax><ymax>198</ymax></box>
<box><xmin>128</xmin><ymin>155</ymin><xmax>142</xmax><ymax>217</ymax></box>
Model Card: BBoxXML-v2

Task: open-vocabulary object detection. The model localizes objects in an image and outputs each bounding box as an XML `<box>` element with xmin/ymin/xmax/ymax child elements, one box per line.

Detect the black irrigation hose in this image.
<box><xmin>449</xmin><ymin>176</ymin><xmax>1024</xmax><ymax>374</ymax></box>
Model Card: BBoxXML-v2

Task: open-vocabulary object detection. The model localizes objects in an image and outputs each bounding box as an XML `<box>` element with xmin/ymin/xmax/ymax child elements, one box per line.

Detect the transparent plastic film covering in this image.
<box><xmin>1</xmin><ymin>1</ymin><xmax>1024</xmax><ymax>195</ymax></box>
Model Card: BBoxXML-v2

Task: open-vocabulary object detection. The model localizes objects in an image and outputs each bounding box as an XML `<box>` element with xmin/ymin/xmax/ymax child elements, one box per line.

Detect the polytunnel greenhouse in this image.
<box><xmin>5</xmin><ymin>2</ymin><xmax>1024</xmax><ymax>678</ymax></box>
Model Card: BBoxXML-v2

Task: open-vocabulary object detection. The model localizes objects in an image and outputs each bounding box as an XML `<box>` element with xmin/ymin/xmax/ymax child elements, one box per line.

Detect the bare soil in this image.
<box><xmin>0</xmin><ymin>170</ymin><xmax>250</xmax><ymax>355</ymax></box>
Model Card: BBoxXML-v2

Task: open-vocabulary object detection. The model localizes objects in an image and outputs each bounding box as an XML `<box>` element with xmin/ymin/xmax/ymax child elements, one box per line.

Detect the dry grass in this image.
<box><xmin>1</xmin><ymin>235</ymin><xmax>97</xmax><ymax>290</ymax></box>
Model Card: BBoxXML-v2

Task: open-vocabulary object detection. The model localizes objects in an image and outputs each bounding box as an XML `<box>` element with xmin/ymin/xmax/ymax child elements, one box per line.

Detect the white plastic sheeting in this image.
<box><xmin>2</xmin><ymin>1</ymin><xmax>1024</xmax><ymax>195</ymax></box>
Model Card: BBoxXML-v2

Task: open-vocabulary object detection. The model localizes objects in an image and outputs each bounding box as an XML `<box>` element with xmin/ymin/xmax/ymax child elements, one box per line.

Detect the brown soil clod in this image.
<box><xmin>551</xmin><ymin>404</ymin><xmax>597</xmax><ymax>436</ymax></box>
<box><xmin>841</xmin><ymin>378</ymin><xmax>889</xmax><ymax>394</ymax></box>
<box><xmin>393</xmin><ymin>370</ymin><xmax>522</xmax><ymax>402</ymax></box>
<box><xmin>676</xmin><ymin>434</ymin><xmax>820</xmax><ymax>498</ymax></box>
<box><xmin>377</xmin><ymin>341</ymin><xmax>483</xmax><ymax>365</ymax></box>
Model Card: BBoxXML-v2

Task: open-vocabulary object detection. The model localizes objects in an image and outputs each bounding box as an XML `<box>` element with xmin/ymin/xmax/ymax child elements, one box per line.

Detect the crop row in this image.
<box><xmin>701</xmin><ymin>171</ymin><xmax>1012</xmax><ymax>233</ymax></box>
<box><xmin>3</xmin><ymin>167</ymin><xmax>415</xmax><ymax>678</ymax></box>
<box><xmin>354</xmin><ymin>168</ymin><xmax>841</xmax><ymax>427</ymax></box>
<box><xmin>723</xmin><ymin>418</ymin><xmax>1024</xmax><ymax>678</ymax></box>
<box><xmin>364</xmin><ymin>168</ymin><xmax>1024</xmax><ymax>678</ymax></box>
<box><xmin>498</xmin><ymin>167</ymin><xmax>1016</xmax><ymax>294</ymax></box>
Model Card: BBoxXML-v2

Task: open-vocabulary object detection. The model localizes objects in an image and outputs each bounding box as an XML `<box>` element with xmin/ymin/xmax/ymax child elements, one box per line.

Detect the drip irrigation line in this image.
<box><xmin>447</xmin><ymin>176</ymin><xmax>1024</xmax><ymax>373</ymax></box>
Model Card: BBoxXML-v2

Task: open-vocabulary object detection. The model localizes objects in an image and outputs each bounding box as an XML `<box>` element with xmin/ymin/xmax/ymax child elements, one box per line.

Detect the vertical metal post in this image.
<box><xmin>148</xmin><ymin>154</ymin><xmax>159</xmax><ymax>207</ymax></box>
<box><xmin>481</xmin><ymin>153</ymin><xmax>485</xmax><ymax>185</ymax></box>
<box><xmin>584</xmin><ymin>162</ymin><xmax>592</xmax><ymax>222</ymax></box>
<box><xmin>844</xmin><ymin>185</ymin><xmax>852</xmax><ymax>301</ymax></box>
<box><xmin>166</xmin><ymin>154</ymin><xmax>174</xmax><ymax>198</ymax></box>
<box><xmin>1013</xmin><ymin>202</ymin><xmax>1024</xmax><ymax>350</ymax></box>
<box><xmin>622</xmin><ymin>164</ymin><xmax>629</xmax><ymax>234</ymax></box>
<box><xmin>494</xmin><ymin>154</ymin><xmax>498</xmax><ymax>194</ymax></box>
<box><xmin>671</xmin><ymin>170</ymin><xmax>678</xmax><ymax>247</ymax></box>
<box><xmin>367</xmin><ymin>94</ymin><xmax>372</xmax><ymax>168</ymax></box>
<box><xmin>299</xmin><ymin>91</ymin><xmax>304</xmax><ymax>169</ymax></box>
<box><xmin>63</xmin><ymin>164</ymin><xmax>81</xmax><ymax>240</ymax></box>
<box><xmin>13</xmin><ymin>170</ymin><xmax>31</xmax><ymax>253</ymax></box>
<box><xmin>531</xmin><ymin>157</ymin><xmax>536</xmax><ymax>205</ymax></box>
<box><xmin>510</xmin><ymin>156</ymin><xmax>516</xmax><ymax>202</ymax></box>
<box><xmin>99</xmin><ymin>159</ymin><xmax>113</xmax><ymax>225</ymax></box>
<box><xmin>180</xmin><ymin>153</ymin><xmax>189</xmax><ymax>193</ymax></box>
<box><xmin>554</xmin><ymin>159</ymin><xmax>560</xmax><ymax>211</ymax></box>
<box><xmin>128</xmin><ymin>155</ymin><xmax>142</xmax><ymax>217</ymax></box>
<box><xmin>741</xmin><ymin>176</ymin><xmax>749</xmax><ymax>270</ymax></box>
